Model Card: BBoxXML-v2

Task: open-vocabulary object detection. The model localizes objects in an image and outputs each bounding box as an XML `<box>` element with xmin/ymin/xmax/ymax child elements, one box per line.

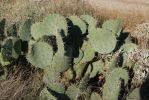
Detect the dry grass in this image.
<box><xmin>0</xmin><ymin>57</ymin><xmax>44</xmax><ymax>100</ymax></box>
<box><xmin>1</xmin><ymin>0</ymin><xmax>149</xmax><ymax>32</ymax></box>
<box><xmin>0</xmin><ymin>0</ymin><xmax>107</xmax><ymax>26</ymax></box>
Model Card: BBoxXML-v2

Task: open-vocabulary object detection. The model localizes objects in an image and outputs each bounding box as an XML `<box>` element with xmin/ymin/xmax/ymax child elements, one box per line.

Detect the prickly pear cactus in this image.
<box><xmin>31</xmin><ymin>22</ymin><xmax>46</xmax><ymax>40</ymax></box>
<box><xmin>31</xmin><ymin>14</ymin><xmax>68</xmax><ymax>40</ymax></box>
<box><xmin>89</xmin><ymin>28</ymin><xmax>117</xmax><ymax>54</ymax></box>
<box><xmin>19</xmin><ymin>19</ymin><xmax>32</xmax><ymax>41</ymax></box>
<box><xmin>126</xmin><ymin>88</ymin><xmax>140</xmax><ymax>100</ymax></box>
<box><xmin>51</xmin><ymin>54</ymin><xmax>71</xmax><ymax>73</ymax></box>
<box><xmin>0</xmin><ymin>65</ymin><xmax>7</xmax><ymax>80</ymax></box>
<box><xmin>65</xmin><ymin>85</ymin><xmax>80</xmax><ymax>100</ymax></box>
<box><xmin>122</xmin><ymin>42</ymin><xmax>138</xmax><ymax>53</ymax></box>
<box><xmin>74</xmin><ymin>63</ymin><xmax>87</xmax><ymax>80</ymax></box>
<box><xmin>27</xmin><ymin>41</ymin><xmax>53</xmax><ymax>68</ymax></box>
<box><xmin>40</xmin><ymin>88</ymin><xmax>56</xmax><ymax>100</ymax></box>
<box><xmin>90</xmin><ymin>92</ymin><xmax>102</xmax><ymax>100</ymax></box>
<box><xmin>103</xmin><ymin>68</ymin><xmax>129</xmax><ymax>100</ymax></box>
<box><xmin>89</xmin><ymin>60</ymin><xmax>104</xmax><ymax>78</ymax></box>
<box><xmin>80</xmin><ymin>15</ymin><xmax>97</xmax><ymax>29</ymax></box>
<box><xmin>2</xmin><ymin>13</ymin><xmax>147</xmax><ymax>100</ymax></box>
<box><xmin>122</xmin><ymin>42</ymin><xmax>138</xmax><ymax>67</ymax></box>
<box><xmin>66</xmin><ymin>84</ymin><xmax>90</xmax><ymax>100</ymax></box>
<box><xmin>43</xmin><ymin>66</ymin><xmax>66</xmax><ymax>94</ymax></box>
<box><xmin>74</xmin><ymin>49</ymin><xmax>84</xmax><ymax>64</ymax></box>
<box><xmin>80</xmin><ymin>41</ymin><xmax>95</xmax><ymax>62</ymax></box>
<box><xmin>6</xmin><ymin>24</ymin><xmax>17</xmax><ymax>37</ymax></box>
<box><xmin>102</xmin><ymin>19</ymin><xmax>123</xmax><ymax>36</ymax></box>
<box><xmin>1</xmin><ymin>37</ymin><xmax>21</xmax><ymax>61</ymax></box>
<box><xmin>68</xmin><ymin>16</ymin><xmax>87</xmax><ymax>34</ymax></box>
<box><xmin>0</xmin><ymin>53</ymin><xmax>10</xmax><ymax>66</ymax></box>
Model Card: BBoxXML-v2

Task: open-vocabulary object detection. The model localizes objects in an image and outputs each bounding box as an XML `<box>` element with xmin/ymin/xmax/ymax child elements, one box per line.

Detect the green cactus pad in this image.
<box><xmin>90</xmin><ymin>92</ymin><xmax>102</xmax><ymax>100</ymax></box>
<box><xmin>66</xmin><ymin>85</ymin><xmax>80</xmax><ymax>100</ymax></box>
<box><xmin>55</xmin><ymin>31</ymin><xmax>65</xmax><ymax>55</ymax></box>
<box><xmin>122</xmin><ymin>43</ymin><xmax>137</xmax><ymax>67</ymax></box>
<box><xmin>126</xmin><ymin>88</ymin><xmax>140</xmax><ymax>100</ymax></box>
<box><xmin>81</xmin><ymin>15</ymin><xmax>97</xmax><ymax>33</ymax></box>
<box><xmin>6</xmin><ymin>24</ymin><xmax>17</xmax><ymax>37</ymax></box>
<box><xmin>74</xmin><ymin>49</ymin><xmax>84</xmax><ymax>64</ymax></box>
<box><xmin>80</xmin><ymin>15</ymin><xmax>97</xmax><ymax>28</ymax></box>
<box><xmin>90</xmin><ymin>60</ymin><xmax>104</xmax><ymax>78</ymax></box>
<box><xmin>103</xmin><ymin>68</ymin><xmax>128</xmax><ymax>100</ymax></box>
<box><xmin>68</xmin><ymin>16</ymin><xmax>87</xmax><ymax>34</ymax></box>
<box><xmin>74</xmin><ymin>63</ymin><xmax>87</xmax><ymax>79</ymax></box>
<box><xmin>74</xmin><ymin>40</ymin><xmax>95</xmax><ymax>64</ymax></box>
<box><xmin>19</xmin><ymin>19</ymin><xmax>32</xmax><ymax>41</ymax></box>
<box><xmin>39</xmin><ymin>88</ymin><xmax>56</xmax><ymax>100</ymax></box>
<box><xmin>63</xmin><ymin>68</ymin><xmax>74</xmax><ymax>81</ymax></box>
<box><xmin>43</xmin><ymin>14</ymin><xmax>68</xmax><ymax>36</ymax></box>
<box><xmin>89</xmin><ymin>28</ymin><xmax>117</xmax><ymax>54</ymax></box>
<box><xmin>43</xmin><ymin>66</ymin><xmax>66</xmax><ymax>94</ymax></box>
<box><xmin>51</xmin><ymin>54</ymin><xmax>71</xmax><ymax>73</ymax></box>
<box><xmin>31</xmin><ymin>22</ymin><xmax>48</xmax><ymax>40</ymax></box>
<box><xmin>81</xmin><ymin>41</ymin><xmax>95</xmax><ymax>62</ymax></box>
<box><xmin>31</xmin><ymin>14</ymin><xmax>68</xmax><ymax>40</ymax></box>
<box><xmin>1</xmin><ymin>37</ymin><xmax>21</xmax><ymax>61</ymax></box>
<box><xmin>27</xmin><ymin>41</ymin><xmax>53</xmax><ymax>68</ymax></box>
<box><xmin>107</xmin><ymin>55</ymin><xmax>119</xmax><ymax>71</ymax></box>
<box><xmin>0</xmin><ymin>66</ymin><xmax>7</xmax><ymax>80</ymax></box>
<box><xmin>79</xmin><ymin>73</ymin><xmax>90</xmax><ymax>91</ymax></box>
<box><xmin>102</xmin><ymin>19</ymin><xmax>123</xmax><ymax>36</ymax></box>
<box><xmin>66</xmin><ymin>85</ymin><xmax>91</xmax><ymax>100</ymax></box>
<box><xmin>0</xmin><ymin>53</ymin><xmax>10</xmax><ymax>66</ymax></box>
<box><xmin>122</xmin><ymin>42</ymin><xmax>137</xmax><ymax>53</ymax></box>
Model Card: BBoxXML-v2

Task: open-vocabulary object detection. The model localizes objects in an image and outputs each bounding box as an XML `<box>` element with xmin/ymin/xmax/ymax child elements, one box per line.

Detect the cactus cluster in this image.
<box><xmin>0</xmin><ymin>14</ymin><xmax>149</xmax><ymax>100</ymax></box>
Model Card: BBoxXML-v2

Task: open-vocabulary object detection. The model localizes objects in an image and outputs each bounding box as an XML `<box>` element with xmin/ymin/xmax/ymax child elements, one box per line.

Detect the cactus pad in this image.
<box><xmin>90</xmin><ymin>60</ymin><xmax>103</xmax><ymax>78</ymax></box>
<box><xmin>40</xmin><ymin>88</ymin><xmax>56</xmax><ymax>100</ymax></box>
<box><xmin>0</xmin><ymin>53</ymin><xmax>10</xmax><ymax>66</ymax></box>
<box><xmin>80</xmin><ymin>41</ymin><xmax>95</xmax><ymax>62</ymax></box>
<box><xmin>68</xmin><ymin>16</ymin><xmax>87</xmax><ymax>34</ymax></box>
<box><xmin>1</xmin><ymin>37</ymin><xmax>21</xmax><ymax>61</ymax></box>
<box><xmin>74</xmin><ymin>49</ymin><xmax>84</xmax><ymax>64</ymax></box>
<box><xmin>103</xmin><ymin>68</ymin><xmax>128</xmax><ymax>100</ymax></box>
<box><xmin>122</xmin><ymin>42</ymin><xmax>137</xmax><ymax>53</ymax></box>
<box><xmin>31</xmin><ymin>14</ymin><xmax>68</xmax><ymax>40</ymax></box>
<box><xmin>102</xmin><ymin>19</ymin><xmax>123</xmax><ymax>36</ymax></box>
<box><xmin>74</xmin><ymin>63</ymin><xmax>87</xmax><ymax>79</ymax></box>
<box><xmin>51</xmin><ymin>54</ymin><xmax>71</xmax><ymax>73</ymax></box>
<box><xmin>43</xmin><ymin>14</ymin><xmax>68</xmax><ymax>36</ymax></box>
<box><xmin>19</xmin><ymin>19</ymin><xmax>32</xmax><ymax>41</ymax></box>
<box><xmin>66</xmin><ymin>85</ymin><xmax>80</xmax><ymax>100</ymax></box>
<box><xmin>80</xmin><ymin>15</ymin><xmax>97</xmax><ymax>28</ymax></box>
<box><xmin>89</xmin><ymin>28</ymin><xmax>117</xmax><ymax>54</ymax></box>
<box><xmin>43</xmin><ymin>66</ymin><xmax>66</xmax><ymax>94</ymax></box>
<box><xmin>27</xmin><ymin>41</ymin><xmax>53</xmax><ymax>68</ymax></box>
<box><xmin>90</xmin><ymin>92</ymin><xmax>102</xmax><ymax>100</ymax></box>
<box><xmin>126</xmin><ymin>88</ymin><xmax>140</xmax><ymax>100</ymax></box>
